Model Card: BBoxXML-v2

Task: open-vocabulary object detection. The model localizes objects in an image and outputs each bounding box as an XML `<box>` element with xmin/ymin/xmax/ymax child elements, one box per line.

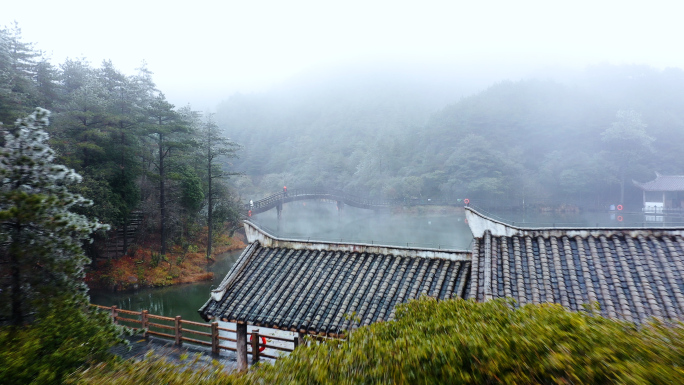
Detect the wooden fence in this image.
<box><xmin>92</xmin><ymin>305</ymin><xmax>299</xmax><ymax>370</ymax></box>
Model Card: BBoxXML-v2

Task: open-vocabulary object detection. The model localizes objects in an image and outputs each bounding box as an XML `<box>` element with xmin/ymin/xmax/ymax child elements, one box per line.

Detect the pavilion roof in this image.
<box><xmin>199</xmin><ymin>223</ymin><xmax>471</xmax><ymax>337</ymax></box>
<box><xmin>466</xmin><ymin>207</ymin><xmax>684</xmax><ymax>324</ymax></box>
<box><xmin>633</xmin><ymin>172</ymin><xmax>684</xmax><ymax>192</ymax></box>
<box><xmin>202</xmin><ymin>209</ymin><xmax>684</xmax><ymax>337</ymax></box>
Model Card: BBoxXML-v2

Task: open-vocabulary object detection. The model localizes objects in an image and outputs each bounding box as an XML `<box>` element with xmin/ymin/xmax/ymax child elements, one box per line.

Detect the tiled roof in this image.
<box><xmin>466</xmin><ymin>208</ymin><xmax>684</xmax><ymax>323</ymax></box>
<box><xmin>199</xmin><ymin>224</ymin><xmax>472</xmax><ymax>337</ymax></box>
<box><xmin>633</xmin><ymin>173</ymin><xmax>684</xmax><ymax>191</ymax></box>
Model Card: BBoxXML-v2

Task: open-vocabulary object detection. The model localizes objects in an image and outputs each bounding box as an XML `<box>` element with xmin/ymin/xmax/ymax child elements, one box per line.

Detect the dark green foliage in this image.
<box><xmin>216</xmin><ymin>68</ymin><xmax>684</xmax><ymax>207</ymax></box>
<box><xmin>234</xmin><ymin>299</ymin><xmax>684</xmax><ymax>384</ymax></box>
<box><xmin>0</xmin><ymin>301</ymin><xmax>123</xmax><ymax>385</ymax></box>
<box><xmin>196</xmin><ymin>114</ymin><xmax>240</xmax><ymax>258</ymax></box>
<box><xmin>176</xmin><ymin>167</ymin><xmax>204</xmax><ymax>213</ymax></box>
<box><xmin>69</xmin><ymin>299</ymin><xmax>684</xmax><ymax>384</ymax></box>
<box><xmin>0</xmin><ymin>22</ymin><xmax>39</xmax><ymax>124</ymax></box>
<box><xmin>69</xmin><ymin>354</ymin><xmax>235</xmax><ymax>385</ymax></box>
<box><xmin>0</xmin><ymin>21</ymin><xmax>242</xmax><ymax>260</ymax></box>
<box><xmin>0</xmin><ymin>108</ymin><xmax>122</xmax><ymax>384</ymax></box>
<box><xmin>0</xmin><ymin>108</ymin><xmax>108</xmax><ymax>324</ymax></box>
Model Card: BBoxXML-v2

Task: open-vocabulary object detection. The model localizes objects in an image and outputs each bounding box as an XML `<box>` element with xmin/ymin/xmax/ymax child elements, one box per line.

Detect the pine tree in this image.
<box><xmin>200</xmin><ymin>115</ymin><xmax>239</xmax><ymax>259</ymax></box>
<box><xmin>144</xmin><ymin>93</ymin><xmax>192</xmax><ymax>256</ymax></box>
<box><xmin>0</xmin><ymin>108</ymin><xmax>108</xmax><ymax>325</ymax></box>
<box><xmin>0</xmin><ymin>23</ymin><xmax>39</xmax><ymax>124</ymax></box>
<box><xmin>33</xmin><ymin>58</ymin><xmax>60</xmax><ymax>110</ymax></box>
<box><xmin>601</xmin><ymin>110</ymin><xmax>655</xmax><ymax>205</ymax></box>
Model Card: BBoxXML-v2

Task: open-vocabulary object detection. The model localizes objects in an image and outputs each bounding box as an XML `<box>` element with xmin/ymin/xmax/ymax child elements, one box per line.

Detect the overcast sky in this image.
<box><xmin>3</xmin><ymin>1</ymin><xmax>683</xmax><ymax>109</ymax></box>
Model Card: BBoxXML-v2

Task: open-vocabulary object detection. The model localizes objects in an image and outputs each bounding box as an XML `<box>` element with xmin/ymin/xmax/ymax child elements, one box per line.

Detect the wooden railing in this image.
<box><xmin>92</xmin><ymin>305</ymin><xmax>299</xmax><ymax>370</ymax></box>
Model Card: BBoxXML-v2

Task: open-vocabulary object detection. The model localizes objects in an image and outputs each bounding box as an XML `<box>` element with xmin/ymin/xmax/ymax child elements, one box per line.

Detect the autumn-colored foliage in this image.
<box><xmin>86</xmin><ymin>228</ymin><xmax>245</xmax><ymax>291</ymax></box>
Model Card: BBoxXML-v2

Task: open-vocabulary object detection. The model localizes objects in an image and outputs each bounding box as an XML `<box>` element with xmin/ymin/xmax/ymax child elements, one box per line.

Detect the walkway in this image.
<box><xmin>111</xmin><ymin>334</ymin><xmax>241</xmax><ymax>372</ymax></box>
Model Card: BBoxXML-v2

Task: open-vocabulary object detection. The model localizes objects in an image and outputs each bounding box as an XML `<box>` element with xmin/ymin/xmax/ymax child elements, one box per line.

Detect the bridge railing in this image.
<box><xmin>245</xmin><ymin>188</ymin><xmax>402</xmax><ymax>211</ymax></box>
<box><xmin>243</xmin><ymin>188</ymin><xmax>473</xmax><ymax>215</ymax></box>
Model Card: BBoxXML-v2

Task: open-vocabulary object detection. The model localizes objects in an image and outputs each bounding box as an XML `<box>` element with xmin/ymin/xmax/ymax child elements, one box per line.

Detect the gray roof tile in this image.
<box><xmin>200</xmin><ymin>243</ymin><xmax>471</xmax><ymax>336</ymax></box>
<box><xmin>473</xmin><ymin>229</ymin><xmax>684</xmax><ymax>324</ymax></box>
<box><xmin>634</xmin><ymin>173</ymin><xmax>684</xmax><ymax>191</ymax></box>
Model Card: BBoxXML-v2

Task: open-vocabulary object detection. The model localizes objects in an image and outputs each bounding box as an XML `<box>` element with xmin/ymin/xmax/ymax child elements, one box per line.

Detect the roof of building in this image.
<box><xmin>199</xmin><ymin>222</ymin><xmax>472</xmax><ymax>337</ymax></box>
<box><xmin>466</xmin><ymin>207</ymin><xmax>684</xmax><ymax>324</ymax></box>
<box><xmin>202</xmin><ymin>208</ymin><xmax>684</xmax><ymax>334</ymax></box>
<box><xmin>633</xmin><ymin>172</ymin><xmax>684</xmax><ymax>192</ymax></box>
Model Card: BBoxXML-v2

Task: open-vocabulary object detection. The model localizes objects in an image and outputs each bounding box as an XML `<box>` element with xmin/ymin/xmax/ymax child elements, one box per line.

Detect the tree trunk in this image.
<box><xmin>121</xmin><ymin>129</ymin><xmax>128</xmax><ymax>251</ymax></box>
<box><xmin>10</xmin><ymin>224</ymin><xmax>23</xmax><ymax>326</ymax></box>
<box><xmin>207</xmin><ymin>149</ymin><xmax>213</xmax><ymax>260</ymax></box>
<box><xmin>159</xmin><ymin>132</ymin><xmax>166</xmax><ymax>256</ymax></box>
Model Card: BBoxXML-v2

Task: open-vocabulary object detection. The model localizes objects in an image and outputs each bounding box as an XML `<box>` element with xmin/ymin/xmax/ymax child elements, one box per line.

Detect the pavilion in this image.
<box><xmin>633</xmin><ymin>172</ymin><xmax>684</xmax><ymax>213</ymax></box>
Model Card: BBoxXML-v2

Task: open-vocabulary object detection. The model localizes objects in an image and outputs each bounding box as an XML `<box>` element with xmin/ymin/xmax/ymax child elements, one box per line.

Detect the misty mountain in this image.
<box><xmin>216</xmin><ymin>65</ymin><xmax>684</xmax><ymax>209</ymax></box>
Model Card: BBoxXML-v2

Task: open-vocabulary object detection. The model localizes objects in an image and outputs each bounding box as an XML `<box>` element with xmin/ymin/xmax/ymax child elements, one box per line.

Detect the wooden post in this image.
<box><xmin>141</xmin><ymin>310</ymin><xmax>149</xmax><ymax>339</ymax></box>
<box><xmin>175</xmin><ymin>316</ymin><xmax>182</xmax><ymax>346</ymax></box>
<box><xmin>293</xmin><ymin>335</ymin><xmax>299</xmax><ymax>349</ymax></box>
<box><xmin>211</xmin><ymin>322</ymin><xmax>219</xmax><ymax>355</ymax></box>
<box><xmin>251</xmin><ymin>328</ymin><xmax>260</xmax><ymax>364</ymax></box>
<box><xmin>298</xmin><ymin>332</ymin><xmax>306</xmax><ymax>347</ymax></box>
<box><xmin>111</xmin><ymin>306</ymin><xmax>118</xmax><ymax>324</ymax></box>
<box><xmin>236</xmin><ymin>323</ymin><xmax>248</xmax><ymax>372</ymax></box>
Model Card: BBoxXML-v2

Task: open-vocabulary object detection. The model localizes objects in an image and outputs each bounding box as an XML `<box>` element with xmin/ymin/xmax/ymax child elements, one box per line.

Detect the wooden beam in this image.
<box><xmin>174</xmin><ymin>316</ymin><xmax>182</xmax><ymax>346</ymax></box>
<box><xmin>251</xmin><ymin>328</ymin><xmax>260</xmax><ymax>364</ymax></box>
<box><xmin>236</xmin><ymin>323</ymin><xmax>248</xmax><ymax>372</ymax></box>
<box><xmin>141</xmin><ymin>310</ymin><xmax>149</xmax><ymax>339</ymax></box>
<box><xmin>211</xmin><ymin>322</ymin><xmax>219</xmax><ymax>355</ymax></box>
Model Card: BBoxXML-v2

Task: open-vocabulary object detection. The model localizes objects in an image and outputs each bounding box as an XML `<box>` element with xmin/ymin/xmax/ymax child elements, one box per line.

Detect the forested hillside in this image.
<box><xmin>216</xmin><ymin>65</ymin><xmax>684</xmax><ymax>209</ymax></box>
<box><xmin>0</xmin><ymin>23</ymin><xmax>240</xmax><ymax>259</ymax></box>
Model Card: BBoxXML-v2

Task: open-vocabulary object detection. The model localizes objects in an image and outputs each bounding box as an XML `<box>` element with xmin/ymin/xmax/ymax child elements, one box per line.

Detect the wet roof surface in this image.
<box><xmin>471</xmin><ymin>230</ymin><xmax>684</xmax><ymax>323</ymax></box>
<box><xmin>200</xmin><ymin>242</ymin><xmax>471</xmax><ymax>336</ymax></box>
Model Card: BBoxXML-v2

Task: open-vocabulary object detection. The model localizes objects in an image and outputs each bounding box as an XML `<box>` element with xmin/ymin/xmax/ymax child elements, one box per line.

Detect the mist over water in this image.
<box><xmin>90</xmin><ymin>203</ymin><xmax>684</xmax><ymax>321</ymax></box>
<box><xmin>473</xmin><ymin>206</ymin><xmax>684</xmax><ymax>228</ymax></box>
<box><xmin>250</xmin><ymin>201</ymin><xmax>474</xmax><ymax>250</ymax></box>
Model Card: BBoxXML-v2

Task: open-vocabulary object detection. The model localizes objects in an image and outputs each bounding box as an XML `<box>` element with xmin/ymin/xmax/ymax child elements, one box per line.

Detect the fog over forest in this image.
<box><xmin>6</xmin><ymin>6</ymin><xmax>684</xmax><ymax>381</ymax></box>
<box><xmin>2</xmin><ymin>11</ymin><xmax>684</xmax><ymax>218</ymax></box>
<box><xmin>215</xmin><ymin>64</ymin><xmax>684</xmax><ymax>211</ymax></box>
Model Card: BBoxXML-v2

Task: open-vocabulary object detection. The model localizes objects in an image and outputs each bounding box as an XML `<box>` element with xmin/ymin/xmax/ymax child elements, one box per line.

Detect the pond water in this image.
<box><xmin>89</xmin><ymin>201</ymin><xmax>472</xmax><ymax>321</ymax></box>
<box><xmin>473</xmin><ymin>206</ymin><xmax>684</xmax><ymax>228</ymax></box>
<box><xmin>250</xmin><ymin>200</ymin><xmax>473</xmax><ymax>249</ymax></box>
<box><xmin>90</xmin><ymin>200</ymin><xmax>684</xmax><ymax>321</ymax></box>
<box><xmin>90</xmin><ymin>249</ymin><xmax>242</xmax><ymax>323</ymax></box>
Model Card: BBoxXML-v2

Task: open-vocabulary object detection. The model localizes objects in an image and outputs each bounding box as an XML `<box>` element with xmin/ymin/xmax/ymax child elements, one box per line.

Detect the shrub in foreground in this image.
<box><xmin>0</xmin><ymin>301</ymin><xmax>122</xmax><ymax>385</ymax></box>
<box><xmin>72</xmin><ymin>298</ymin><xmax>684</xmax><ymax>384</ymax></box>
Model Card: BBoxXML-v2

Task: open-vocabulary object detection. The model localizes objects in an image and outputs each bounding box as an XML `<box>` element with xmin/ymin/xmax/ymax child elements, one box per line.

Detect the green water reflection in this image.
<box><xmin>250</xmin><ymin>201</ymin><xmax>474</xmax><ymax>250</ymax></box>
<box><xmin>90</xmin><ymin>203</ymin><xmax>684</xmax><ymax>321</ymax></box>
<box><xmin>89</xmin><ymin>204</ymin><xmax>474</xmax><ymax>320</ymax></box>
<box><xmin>90</xmin><ymin>249</ymin><xmax>242</xmax><ymax>322</ymax></box>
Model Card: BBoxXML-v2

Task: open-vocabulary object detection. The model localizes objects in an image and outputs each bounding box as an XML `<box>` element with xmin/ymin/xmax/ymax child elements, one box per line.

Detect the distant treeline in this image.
<box><xmin>0</xmin><ymin>23</ymin><xmax>240</xmax><ymax>257</ymax></box>
<box><xmin>216</xmin><ymin>65</ymin><xmax>684</xmax><ymax>210</ymax></box>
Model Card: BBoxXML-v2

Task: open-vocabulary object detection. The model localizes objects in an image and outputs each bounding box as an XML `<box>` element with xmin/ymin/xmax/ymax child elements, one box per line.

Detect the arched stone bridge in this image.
<box><xmin>245</xmin><ymin>188</ymin><xmax>394</xmax><ymax>215</ymax></box>
<box><xmin>244</xmin><ymin>188</ymin><xmax>466</xmax><ymax>215</ymax></box>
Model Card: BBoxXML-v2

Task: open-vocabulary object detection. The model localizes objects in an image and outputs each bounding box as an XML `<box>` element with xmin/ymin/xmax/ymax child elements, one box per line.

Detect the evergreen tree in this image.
<box><xmin>601</xmin><ymin>110</ymin><xmax>655</xmax><ymax>204</ymax></box>
<box><xmin>101</xmin><ymin>63</ymin><xmax>143</xmax><ymax>235</ymax></box>
<box><xmin>199</xmin><ymin>115</ymin><xmax>239</xmax><ymax>258</ymax></box>
<box><xmin>143</xmin><ymin>93</ymin><xmax>192</xmax><ymax>256</ymax></box>
<box><xmin>33</xmin><ymin>58</ymin><xmax>60</xmax><ymax>110</ymax></box>
<box><xmin>0</xmin><ymin>23</ymin><xmax>39</xmax><ymax>124</ymax></box>
<box><xmin>0</xmin><ymin>108</ymin><xmax>108</xmax><ymax>325</ymax></box>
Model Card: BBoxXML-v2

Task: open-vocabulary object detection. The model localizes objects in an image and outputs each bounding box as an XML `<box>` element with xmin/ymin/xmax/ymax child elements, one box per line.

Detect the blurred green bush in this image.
<box><xmin>70</xmin><ymin>298</ymin><xmax>684</xmax><ymax>384</ymax></box>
